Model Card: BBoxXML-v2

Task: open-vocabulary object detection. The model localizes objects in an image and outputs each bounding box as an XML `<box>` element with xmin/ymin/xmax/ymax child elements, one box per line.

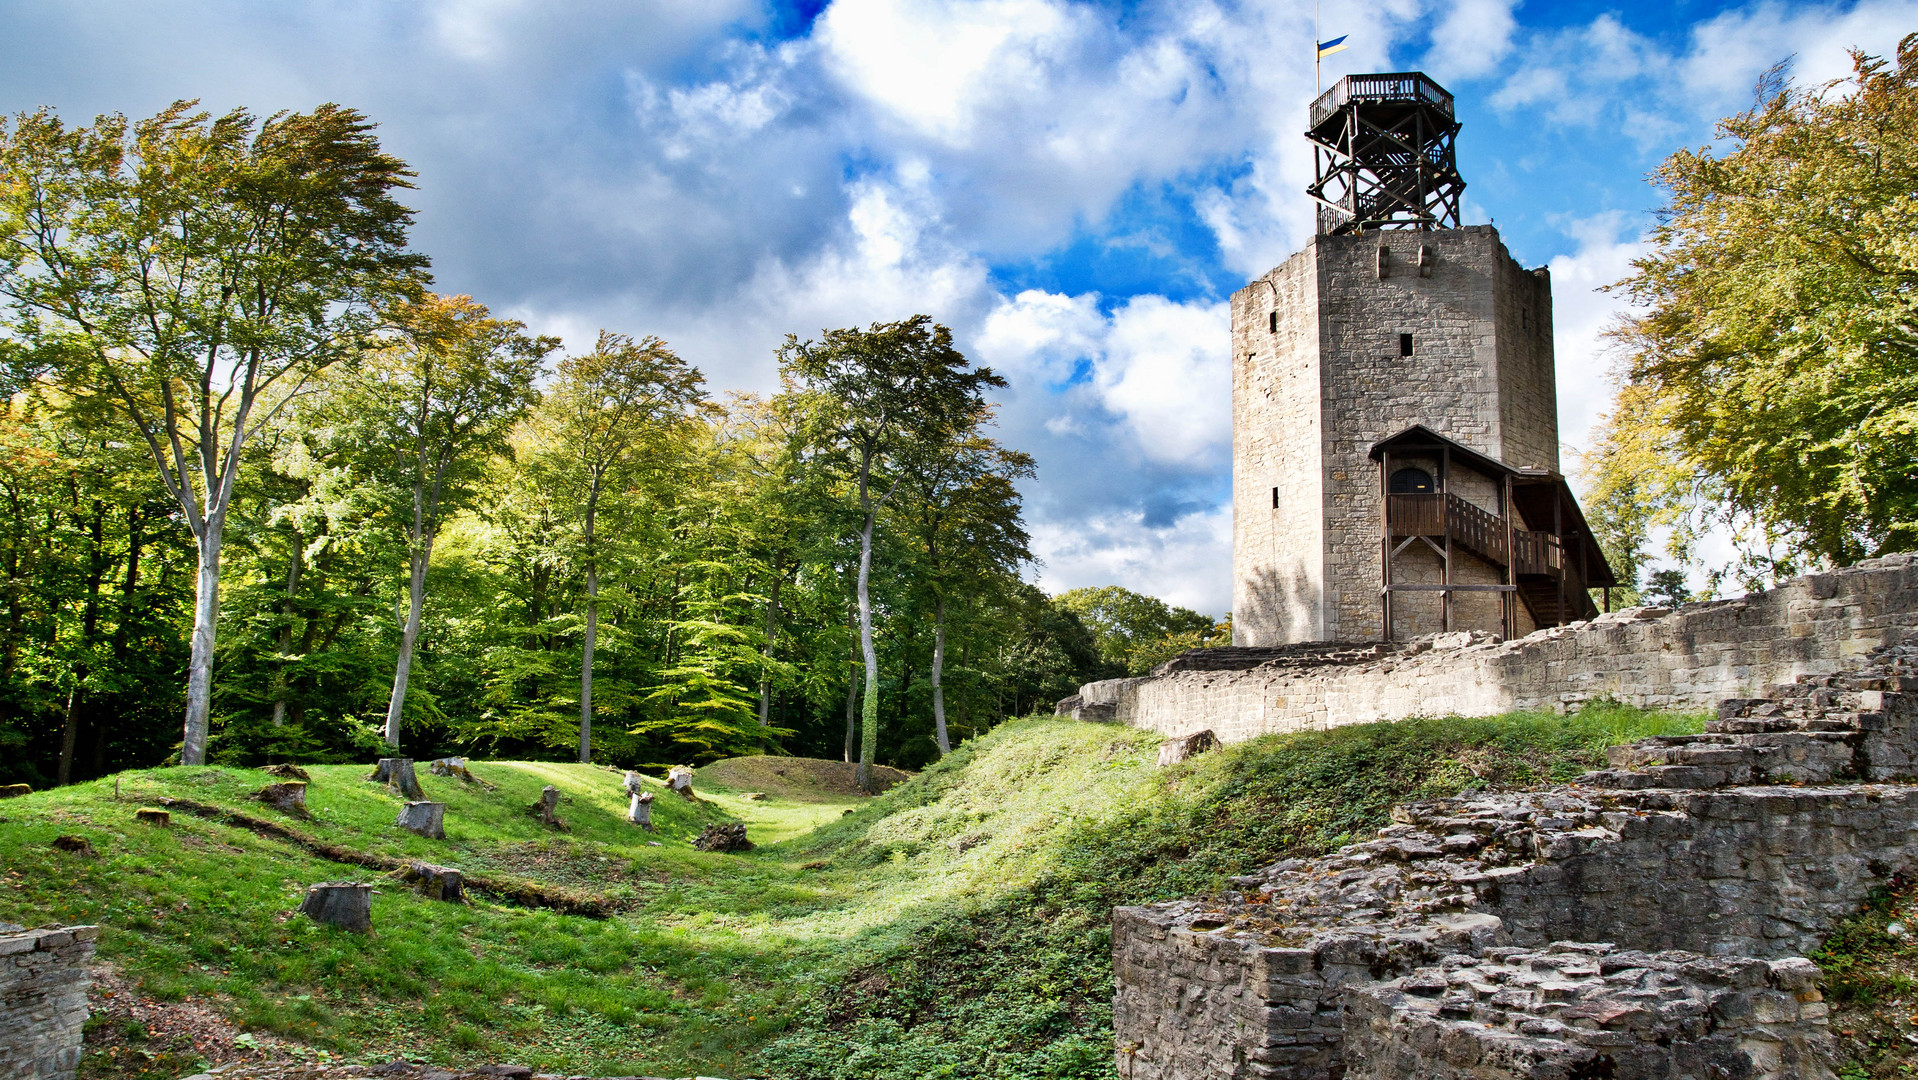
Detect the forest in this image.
<box><xmin>0</xmin><ymin>102</ymin><xmax>1225</xmax><ymax>789</ymax></box>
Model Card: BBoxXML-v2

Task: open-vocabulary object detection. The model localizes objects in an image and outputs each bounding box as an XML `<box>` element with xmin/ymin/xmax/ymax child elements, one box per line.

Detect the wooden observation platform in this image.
<box><xmin>1306</xmin><ymin>72</ymin><xmax>1464</xmax><ymax>236</ymax></box>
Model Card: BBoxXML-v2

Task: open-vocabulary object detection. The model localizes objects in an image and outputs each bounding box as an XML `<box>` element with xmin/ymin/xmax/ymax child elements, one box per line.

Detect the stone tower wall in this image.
<box><xmin>1232</xmin><ymin>225</ymin><xmax>1556</xmax><ymax>645</ymax></box>
<box><xmin>1232</xmin><ymin>246</ymin><xmax>1325</xmax><ymax>643</ymax></box>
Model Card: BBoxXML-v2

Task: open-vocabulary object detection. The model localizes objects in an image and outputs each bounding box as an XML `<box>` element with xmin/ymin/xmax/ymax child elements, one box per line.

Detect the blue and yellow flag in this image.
<box><xmin>1316</xmin><ymin>35</ymin><xmax>1348</xmax><ymax>58</ymax></box>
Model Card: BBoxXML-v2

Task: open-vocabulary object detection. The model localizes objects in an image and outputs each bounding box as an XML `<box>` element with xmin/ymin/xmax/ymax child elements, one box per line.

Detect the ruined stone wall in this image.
<box><xmin>1109</xmin><ymin>554</ymin><xmax>1918</xmax><ymax>744</ymax></box>
<box><xmin>1111</xmin><ymin>633</ymin><xmax>1918</xmax><ymax>1080</ymax></box>
<box><xmin>0</xmin><ymin>924</ymin><xmax>98</xmax><ymax>1080</ymax></box>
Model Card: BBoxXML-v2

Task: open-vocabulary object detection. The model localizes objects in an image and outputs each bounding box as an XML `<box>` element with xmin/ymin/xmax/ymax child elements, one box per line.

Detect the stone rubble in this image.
<box><xmin>1113</xmin><ymin>634</ymin><xmax>1918</xmax><ymax>1079</ymax></box>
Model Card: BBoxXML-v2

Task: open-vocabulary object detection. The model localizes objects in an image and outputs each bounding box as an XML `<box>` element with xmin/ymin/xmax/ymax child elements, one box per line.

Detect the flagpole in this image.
<box><xmin>1315</xmin><ymin>0</ymin><xmax>1321</xmax><ymax>94</ymax></box>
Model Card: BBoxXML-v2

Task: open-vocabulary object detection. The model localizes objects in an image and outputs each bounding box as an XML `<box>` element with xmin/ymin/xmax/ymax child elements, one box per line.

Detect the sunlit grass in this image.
<box><xmin>0</xmin><ymin>703</ymin><xmax>1704</xmax><ymax>1078</ymax></box>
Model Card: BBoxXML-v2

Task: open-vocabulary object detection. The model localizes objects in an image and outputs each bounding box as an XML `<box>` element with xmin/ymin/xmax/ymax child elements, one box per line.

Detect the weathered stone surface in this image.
<box><xmin>369</xmin><ymin>757</ymin><xmax>426</xmax><ymax>800</ymax></box>
<box><xmin>1233</xmin><ymin>226</ymin><xmax>1558</xmax><ymax>646</ymax></box>
<box><xmin>692</xmin><ymin>823</ymin><xmax>752</xmax><ymax>852</ymax></box>
<box><xmin>1343</xmin><ymin>947</ymin><xmax>1835</xmax><ymax>1080</ymax></box>
<box><xmin>299</xmin><ymin>882</ymin><xmax>373</xmax><ymax>932</ymax></box>
<box><xmin>0</xmin><ymin>923</ymin><xmax>98</xmax><ymax>1080</ymax></box>
<box><xmin>396</xmin><ymin>801</ymin><xmax>446</xmax><ymax>839</ymax></box>
<box><xmin>1156</xmin><ymin>730</ymin><xmax>1218</xmax><ymax>767</ymax></box>
<box><xmin>1078</xmin><ymin>554</ymin><xmax>1918</xmax><ymax>745</ymax></box>
<box><xmin>1112</xmin><ymin>633</ymin><xmax>1918</xmax><ymax>1079</ymax></box>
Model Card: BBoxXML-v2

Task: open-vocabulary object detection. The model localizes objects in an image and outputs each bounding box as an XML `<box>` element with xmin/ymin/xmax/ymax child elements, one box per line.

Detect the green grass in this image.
<box><xmin>0</xmin><ymin>702</ymin><xmax>1702</xmax><ymax>1079</ymax></box>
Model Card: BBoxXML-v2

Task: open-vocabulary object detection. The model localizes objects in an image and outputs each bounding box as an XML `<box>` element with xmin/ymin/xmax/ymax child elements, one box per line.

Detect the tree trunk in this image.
<box><xmin>856</xmin><ymin>468</ymin><xmax>880</xmax><ymax>791</ymax></box>
<box><xmin>271</xmin><ymin>528</ymin><xmax>305</xmax><ymax>728</ymax></box>
<box><xmin>182</xmin><ymin>527</ymin><xmax>223</xmax><ymax>766</ymax></box>
<box><xmin>844</xmin><ymin>602</ymin><xmax>859</xmax><ymax>764</ymax></box>
<box><xmin>58</xmin><ymin>688</ymin><xmax>81</xmax><ymax>786</ymax></box>
<box><xmin>579</xmin><ymin>487</ymin><xmax>600</xmax><ymax>764</ymax></box>
<box><xmin>758</xmin><ymin>569</ymin><xmax>781</xmax><ymax>730</ymax></box>
<box><xmin>932</xmin><ymin>596</ymin><xmax>950</xmax><ymax>755</ymax></box>
<box><xmin>384</xmin><ymin>539</ymin><xmax>431</xmax><ymax>747</ymax></box>
<box><xmin>369</xmin><ymin>757</ymin><xmax>425</xmax><ymax>800</ymax></box>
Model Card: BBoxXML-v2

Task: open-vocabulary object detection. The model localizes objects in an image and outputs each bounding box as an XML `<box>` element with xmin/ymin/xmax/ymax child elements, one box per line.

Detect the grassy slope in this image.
<box><xmin>0</xmin><ymin>705</ymin><xmax>1704</xmax><ymax>1080</ymax></box>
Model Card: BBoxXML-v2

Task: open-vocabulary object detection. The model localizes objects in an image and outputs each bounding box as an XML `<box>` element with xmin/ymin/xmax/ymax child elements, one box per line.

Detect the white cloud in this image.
<box><xmin>1095</xmin><ymin>296</ymin><xmax>1231</xmax><ymax>467</ymax></box>
<box><xmin>1028</xmin><ymin>504</ymin><xmax>1233</xmax><ymax>616</ymax></box>
<box><xmin>1545</xmin><ymin>213</ymin><xmax>1648</xmax><ymax>467</ymax></box>
<box><xmin>977</xmin><ymin>289</ymin><xmax>1229</xmax><ymax>468</ymax></box>
<box><xmin>1425</xmin><ymin>0</ymin><xmax>1521</xmax><ymax>80</ymax></box>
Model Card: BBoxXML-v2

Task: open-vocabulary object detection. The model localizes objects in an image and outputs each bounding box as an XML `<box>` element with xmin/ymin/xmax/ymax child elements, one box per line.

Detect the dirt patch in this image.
<box><xmin>80</xmin><ymin>965</ymin><xmax>303</xmax><ymax>1079</ymax></box>
<box><xmin>694</xmin><ymin>756</ymin><xmax>912</xmax><ymax>801</ymax></box>
<box><xmin>466</xmin><ymin>839</ymin><xmax>670</xmax><ymax>889</ymax></box>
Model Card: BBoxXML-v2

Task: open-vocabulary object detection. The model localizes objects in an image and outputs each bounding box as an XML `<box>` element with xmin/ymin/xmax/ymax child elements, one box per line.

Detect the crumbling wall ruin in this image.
<box><xmin>1112</xmin><ymin>633</ymin><xmax>1918</xmax><ymax>1079</ymax></box>
<box><xmin>1071</xmin><ymin>554</ymin><xmax>1918</xmax><ymax>744</ymax></box>
<box><xmin>0</xmin><ymin>924</ymin><xmax>99</xmax><ymax>1080</ymax></box>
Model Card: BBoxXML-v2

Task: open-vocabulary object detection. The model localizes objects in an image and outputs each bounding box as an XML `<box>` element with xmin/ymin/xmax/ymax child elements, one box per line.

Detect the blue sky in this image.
<box><xmin>4</xmin><ymin>0</ymin><xmax>1913</xmax><ymax>615</ymax></box>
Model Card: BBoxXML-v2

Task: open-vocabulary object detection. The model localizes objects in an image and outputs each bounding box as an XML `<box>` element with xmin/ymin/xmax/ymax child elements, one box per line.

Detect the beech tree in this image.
<box><xmin>902</xmin><ymin>431</ymin><xmax>1034</xmax><ymax>754</ymax></box>
<box><xmin>332</xmin><ymin>294</ymin><xmax>554</xmax><ymax>747</ymax></box>
<box><xmin>0</xmin><ymin>102</ymin><xmax>426</xmax><ymax>764</ymax></box>
<box><xmin>537</xmin><ymin>332</ymin><xmax>706</xmax><ymax>764</ymax></box>
<box><xmin>1591</xmin><ymin>36</ymin><xmax>1918</xmax><ymax>582</ymax></box>
<box><xmin>780</xmin><ymin>316</ymin><xmax>1005</xmax><ymax>788</ymax></box>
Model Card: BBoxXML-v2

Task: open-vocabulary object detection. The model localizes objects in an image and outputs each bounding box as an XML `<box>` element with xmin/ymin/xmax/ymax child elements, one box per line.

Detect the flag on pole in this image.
<box><xmin>1316</xmin><ymin>34</ymin><xmax>1348</xmax><ymax>58</ymax></box>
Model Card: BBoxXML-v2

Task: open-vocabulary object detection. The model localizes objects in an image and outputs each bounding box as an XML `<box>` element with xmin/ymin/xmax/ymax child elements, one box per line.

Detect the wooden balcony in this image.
<box><xmin>1309</xmin><ymin>72</ymin><xmax>1455</xmax><ymax>129</ymax></box>
<box><xmin>1385</xmin><ymin>493</ymin><xmax>1561</xmax><ymax>575</ymax></box>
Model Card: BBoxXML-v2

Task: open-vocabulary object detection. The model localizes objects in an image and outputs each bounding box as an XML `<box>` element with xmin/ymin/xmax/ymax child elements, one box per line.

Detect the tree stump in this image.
<box><xmin>667</xmin><ymin>765</ymin><xmax>696</xmax><ymax>799</ymax></box>
<box><xmin>529</xmin><ymin>785</ymin><xmax>569</xmax><ymax>831</ymax></box>
<box><xmin>428</xmin><ymin>756</ymin><xmax>494</xmax><ymax>789</ymax></box>
<box><xmin>692</xmin><ymin>822</ymin><xmax>752</xmax><ymax>852</ymax></box>
<box><xmin>260</xmin><ymin>763</ymin><xmax>310</xmax><ymax>781</ymax></box>
<box><xmin>368</xmin><ymin>757</ymin><xmax>425</xmax><ymax>800</ymax></box>
<box><xmin>628</xmin><ymin>790</ymin><xmax>655</xmax><ymax>831</ymax></box>
<box><xmin>254</xmin><ymin>781</ymin><xmax>310</xmax><ymax>818</ymax></box>
<box><xmin>399</xmin><ymin>861</ymin><xmax>464</xmax><ymax>902</ymax></box>
<box><xmin>133</xmin><ymin>807</ymin><xmax>170</xmax><ymax>826</ymax></box>
<box><xmin>396</xmin><ymin>801</ymin><xmax>446</xmax><ymax>839</ymax></box>
<box><xmin>298</xmin><ymin>882</ymin><xmax>372</xmax><ymax>932</ymax></box>
<box><xmin>0</xmin><ymin>783</ymin><xmax>32</xmax><ymax>799</ymax></box>
<box><xmin>1156</xmin><ymin>729</ymin><xmax>1219</xmax><ymax>767</ymax></box>
<box><xmin>51</xmin><ymin>835</ymin><xmax>96</xmax><ymax>856</ymax></box>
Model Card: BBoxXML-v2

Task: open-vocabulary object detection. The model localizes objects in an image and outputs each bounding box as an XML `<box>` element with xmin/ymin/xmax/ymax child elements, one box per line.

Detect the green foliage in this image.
<box><xmin>1589</xmin><ymin>35</ymin><xmax>1918</xmax><ymax>584</ymax></box>
<box><xmin>1811</xmin><ymin>878</ymin><xmax>1918</xmax><ymax>1077</ymax></box>
<box><xmin>1053</xmin><ymin>585</ymin><xmax>1221</xmax><ymax>675</ymax></box>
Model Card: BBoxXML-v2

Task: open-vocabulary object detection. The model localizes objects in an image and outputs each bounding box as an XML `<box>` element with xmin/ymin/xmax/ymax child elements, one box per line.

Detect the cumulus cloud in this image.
<box><xmin>1544</xmin><ymin>213</ymin><xmax>1649</xmax><ymax>464</ymax></box>
<box><xmin>1425</xmin><ymin>0</ymin><xmax>1521</xmax><ymax>80</ymax></box>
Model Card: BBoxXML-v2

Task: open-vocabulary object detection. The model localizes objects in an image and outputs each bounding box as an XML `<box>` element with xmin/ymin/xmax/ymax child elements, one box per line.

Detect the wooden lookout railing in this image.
<box><xmin>1309</xmin><ymin>72</ymin><xmax>1455</xmax><ymax>128</ymax></box>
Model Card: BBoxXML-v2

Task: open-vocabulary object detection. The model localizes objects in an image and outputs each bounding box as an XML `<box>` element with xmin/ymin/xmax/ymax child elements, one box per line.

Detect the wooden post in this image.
<box><xmin>1554</xmin><ymin>488</ymin><xmax>1565</xmax><ymax>626</ymax></box>
<box><xmin>1379</xmin><ymin>452</ymin><xmax>1392</xmax><ymax>642</ymax></box>
<box><xmin>1439</xmin><ymin>446</ymin><xmax>1452</xmax><ymax>633</ymax></box>
<box><xmin>1503</xmin><ymin>474</ymin><xmax>1515</xmax><ymax>638</ymax></box>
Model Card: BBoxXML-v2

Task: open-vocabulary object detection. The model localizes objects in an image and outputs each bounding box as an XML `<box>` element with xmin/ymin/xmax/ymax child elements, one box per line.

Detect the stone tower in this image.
<box><xmin>1232</xmin><ymin>73</ymin><xmax>1608</xmax><ymax>646</ymax></box>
